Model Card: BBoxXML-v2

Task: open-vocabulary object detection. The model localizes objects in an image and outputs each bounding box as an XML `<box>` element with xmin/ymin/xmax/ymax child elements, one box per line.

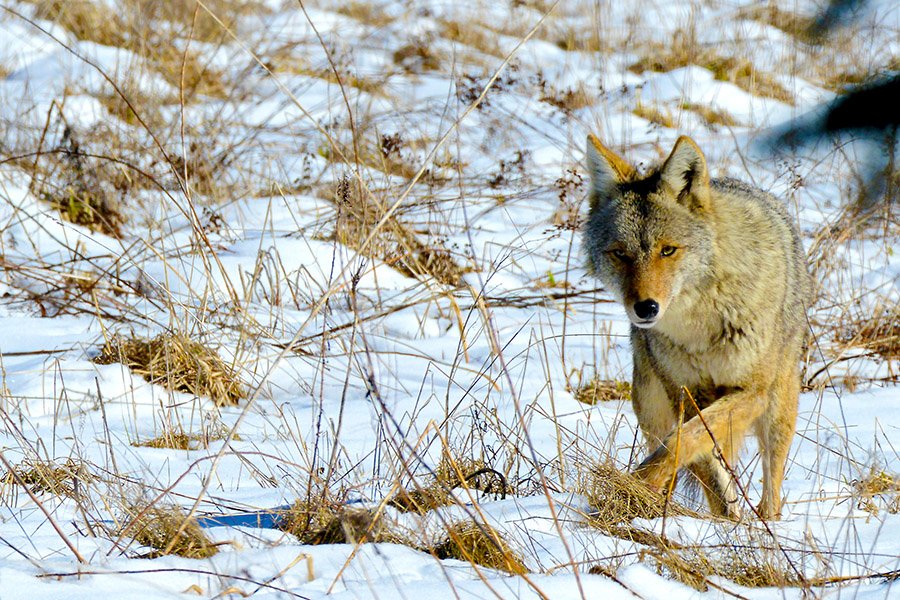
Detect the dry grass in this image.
<box><xmin>138</xmin><ymin>0</ymin><xmax>266</xmax><ymax>43</ymax></box>
<box><xmin>282</xmin><ymin>497</ymin><xmax>527</xmax><ymax>577</ymax></box>
<box><xmin>1</xmin><ymin>458</ymin><xmax>90</xmax><ymax>500</ymax></box>
<box><xmin>31</xmin><ymin>127</ymin><xmax>126</xmax><ymax>238</ymax></box>
<box><xmin>167</xmin><ymin>145</ymin><xmax>226</xmax><ymax>197</ymax></box>
<box><xmin>585</xmin><ymin>462</ymin><xmax>805</xmax><ymax>590</ymax></box>
<box><xmin>633</xmin><ymin>102</ymin><xmax>674</xmax><ymax>128</ymax></box>
<box><xmin>336</xmin><ymin>1</ymin><xmax>396</xmax><ymax>28</ymax></box>
<box><xmin>126</xmin><ymin>503</ymin><xmax>219</xmax><ymax>558</ymax></box>
<box><xmin>135</xmin><ymin>432</ymin><xmax>200</xmax><ymax>450</ymax></box>
<box><xmin>820</xmin><ymin>57</ymin><xmax>900</xmax><ymax>92</ymax></box>
<box><xmin>151</xmin><ymin>46</ymin><xmax>228</xmax><ymax>100</ymax></box>
<box><xmin>573</xmin><ymin>377</ymin><xmax>631</xmax><ymax>405</ymax></box>
<box><xmin>853</xmin><ymin>467</ymin><xmax>900</xmax><ymax>515</ymax></box>
<box><xmin>24</xmin><ymin>0</ymin><xmax>231</xmax><ymax>100</ymax></box>
<box><xmin>297</xmin><ymin>66</ymin><xmax>386</xmax><ymax>96</ymax></box>
<box><xmin>835</xmin><ymin>303</ymin><xmax>900</xmax><ymax>360</ymax></box>
<box><xmin>393</xmin><ymin>40</ymin><xmax>443</xmax><ymax>73</ymax></box>
<box><xmin>134</xmin><ymin>426</ymin><xmax>237</xmax><ymax>450</ymax></box>
<box><xmin>433</xmin><ymin>521</ymin><xmax>528</xmax><ymax>575</ymax></box>
<box><xmin>281</xmin><ymin>499</ymin><xmax>398</xmax><ymax>545</ymax></box>
<box><xmin>25</xmin><ymin>0</ymin><xmax>126</xmax><ymax>46</ymax></box>
<box><xmin>44</xmin><ymin>182</ymin><xmax>125</xmax><ymax>237</ymax></box>
<box><xmin>94</xmin><ymin>332</ymin><xmax>246</xmax><ymax>406</ymax></box>
<box><xmin>629</xmin><ymin>34</ymin><xmax>794</xmax><ymax>104</ymax></box>
<box><xmin>644</xmin><ymin>539</ymin><xmax>806</xmax><ymax>591</ymax></box>
<box><xmin>25</xmin><ymin>0</ymin><xmax>263</xmax><ymax>46</ymax></box>
<box><xmin>740</xmin><ymin>4</ymin><xmax>817</xmax><ymax>42</ymax></box>
<box><xmin>585</xmin><ymin>461</ymin><xmax>695</xmax><ymax>531</ymax></box>
<box><xmin>98</xmin><ymin>90</ymin><xmax>162</xmax><ymax>127</ymax></box>
<box><xmin>681</xmin><ymin>102</ymin><xmax>739</xmax><ymax>130</ymax></box>
<box><xmin>549</xmin><ymin>28</ymin><xmax>607</xmax><ymax>53</ymax></box>
<box><xmin>390</xmin><ymin>457</ymin><xmax>509</xmax><ymax>514</ymax></box>
<box><xmin>440</xmin><ymin>20</ymin><xmax>503</xmax><ymax>57</ymax></box>
<box><xmin>319</xmin><ymin>137</ymin><xmax>418</xmax><ymax>179</ymax></box>
<box><xmin>540</xmin><ymin>86</ymin><xmax>593</xmax><ymax>112</ymax></box>
<box><xmin>326</xmin><ymin>176</ymin><xmax>466</xmax><ymax>286</ymax></box>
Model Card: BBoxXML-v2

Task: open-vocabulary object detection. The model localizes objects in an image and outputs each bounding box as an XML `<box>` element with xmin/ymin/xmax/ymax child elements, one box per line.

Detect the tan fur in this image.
<box><xmin>583</xmin><ymin>135</ymin><xmax>811</xmax><ymax>520</ymax></box>
<box><xmin>587</xmin><ymin>134</ymin><xmax>636</xmax><ymax>183</ymax></box>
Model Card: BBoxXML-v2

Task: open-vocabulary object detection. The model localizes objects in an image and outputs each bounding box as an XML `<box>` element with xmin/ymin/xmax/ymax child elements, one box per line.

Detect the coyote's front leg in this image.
<box><xmin>632</xmin><ymin>387</ymin><xmax>768</xmax><ymax>496</ymax></box>
<box><xmin>633</xmin><ymin>442</ymin><xmax>677</xmax><ymax>491</ymax></box>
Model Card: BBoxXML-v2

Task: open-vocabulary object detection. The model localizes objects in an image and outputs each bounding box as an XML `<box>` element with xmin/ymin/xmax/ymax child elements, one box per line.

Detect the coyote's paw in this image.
<box><xmin>632</xmin><ymin>445</ymin><xmax>677</xmax><ymax>492</ymax></box>
<box><xmin>755</xmin><ymin>499</ymin><xmax>782</xmax><ymax>521</ymax></box>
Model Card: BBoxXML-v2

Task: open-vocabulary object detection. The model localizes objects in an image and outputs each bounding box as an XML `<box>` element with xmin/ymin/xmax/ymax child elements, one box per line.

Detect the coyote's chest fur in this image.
<box><xmin>642</xmin><ymin>286</ymin><xmax>770</xmax><ymax>391</ymax></box>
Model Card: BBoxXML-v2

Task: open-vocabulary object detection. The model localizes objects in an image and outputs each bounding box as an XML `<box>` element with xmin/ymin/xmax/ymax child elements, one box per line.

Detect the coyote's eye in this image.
<box><xmin>660</xmin><ymin>246</ymin><xmax>677</xmax><ymax>257</ymax></box>
<box><xmin>610</xmin><ymin>249</ymin><xmax>628</xmax><ymax>260</ymax></box>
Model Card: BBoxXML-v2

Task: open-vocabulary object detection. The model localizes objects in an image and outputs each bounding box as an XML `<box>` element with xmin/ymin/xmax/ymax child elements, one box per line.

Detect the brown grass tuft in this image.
<box><xmin>633</xmin><ymin>102</ymin><xmax>674</xmax><ymax>128</ymax></box>
<box><xmin>297</xmin><ymin>66</ymin><xmax>385</xmax><ymax>96</ymax></box>
<box><xmin>319</xmin><ymin>136</ymin><xmax>418</xmax><ymax>179</ymax></box>
<box><xmin>45</xmin><ymin>182</ymin><xmax>125</xmax><ymax>237</ymax></box>
<box><xmin>136</xmin><ymin>0</ymin><xmax>265</xmax><ymax>44</ymax></box>
<box><xmin>740</xmin><ymin>4</ymin><xmax>817</xmax><ymax>42</ymax></box>
<box><xmin>820</xmin><ymin>57</ymin><xmax>900</xmax><ymax>92</ymax></box>
<box><xmin>836</xmin><ymin>303</ymin><xmax>900</xmax><ymax>360</ymax></box>
<box><xmin>136</xmin><ymin>432</ymin><xmax>198</xmax><ymax>450</ymax></box>
<box><xmin>134</xmin><ymin>426</ymin><xmax>237</xmax><ymax>450</ymax></box>
<box><xmin>281</xmin><ymin>499</ymin><xmax>398</xmax><ymax>545</ymax></box>
<box><xmin>25</xmin><ymin>0</ymin><xmax>126</xmax><ymax>46</ymax></box>
<box><xmin>151</xmin><ymin>46</ymin><xmax>228</xmax><ymax>100</ymax></box>
<box><xmin>393</xmin><ymin>40</ymin><xmax>443</xmax><ymax>73</ymax></box>
<box><xmin>541</xmin><ymin>86</ymin><xmax>593</xmax><ymax>112</ymax></box>
<box><xmin>585</xmin><ymin>461</ymin><xmax>695</xmax><ymax>531</ymax></box>
<box><xmin>33</xmin><ymin>127</ymin><xmax>126</xmax><ymax>238</ymax></box>
<box><xmin>94</xmin><ymin>332</ymin><xmax>245</xmax><ymax>406</ymax></box>
<box><xmin>433</xmin><ymin>521</ymin><xmax>528</xmax><ymax>575</ymax></box>
<box><xmin>326</xmin><ymin>176</ymin><xmax>466</xmax><ymax>286</ymax></box>
<box><xmin>25</xmin><ymin>0</ymin><xmax>233</xmax><ymax>101</ymax></box>
<box><xmin>1</xmin><ymin>458</ymin><xmax>90</xmax><ymax>500</ymax></box>
<box><xmin>390</xmin><ymin>458</ymin><xmax>509</xmax><ymax>514</ymax></box>
<box><xmin>167</xmin><ymin>144</ymin><xmax>225</xmax><ymax>197</ymax></box>
<box><xmin>852</xmin><ymin>467</ymin><xmax>900</xmax><ymax>515</ymax></box>
<box><xmin>629</xmin><ymin>34</ymin><xmax>794</xmax><ymax>104</ymax></box>
<box><xmin>98</xmin><ymin>90</ymin><xmax>162</xmax><ymax>127</ymax></box>
<box><xmin>26</xmin><ymin>0</ymin><xmax>264</xmax><ymax>47</ymax></box>
<box><xmin>646</xmin><ymin>540</ymin><xmax>805</xmax><ymax>591</ymax></box>
<box><xmin>440</xmin><ymin>20</ymin><xmax>503</xmax><ymax>57</ymax></box>
<box><xmin>336</xmin><ymin>1</ymin><xmax>396</xmax><ymax>27</ymax></box>
<box><xmin>681</xmin><ymin>102</ymin><xmax>739</xmax><ymax>130</ymax></box>
<box><xmin>585</xmin><ymin>462</ymin><xmax>806</xmax><ymax>590</ymax></box>
<box><xmin>127</xmin><ymin>503</ymin><xmax>219</xmax><ymax>559</ymax></box>
<box><xmin>551</xmin><ymin>28</ymin><xmax>607</xmax><ymax>53</ymax></box>
<box><xmin>573</xmin><ymin>377</ymin><xmax>631</xmax><ymax>405</ymax></box>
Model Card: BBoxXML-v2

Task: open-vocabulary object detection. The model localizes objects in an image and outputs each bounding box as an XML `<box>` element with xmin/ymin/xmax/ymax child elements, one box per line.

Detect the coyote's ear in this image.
<box><xmin>660</xmin><ymin>136</ymin><xmax>710</xmax><ymax>211</ymax></box>
<box><xmin>586</xmin><ymin>134</ymin><xmax>633</xmax><ymax>209</ymax></box>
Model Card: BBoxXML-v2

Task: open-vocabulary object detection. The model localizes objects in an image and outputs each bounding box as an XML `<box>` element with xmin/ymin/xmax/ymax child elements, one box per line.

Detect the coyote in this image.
<box><xmin>583</xmin><ymin>135</ymin><xmax>810</xmax><ymax>519</ymax></box>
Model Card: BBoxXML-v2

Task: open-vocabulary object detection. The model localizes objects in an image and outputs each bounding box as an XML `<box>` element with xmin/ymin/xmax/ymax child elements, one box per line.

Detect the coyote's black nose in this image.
<box><xmin>634</xmin><ymin>299</ymin><xmax>659</xmax><ymax>320</ymax></box>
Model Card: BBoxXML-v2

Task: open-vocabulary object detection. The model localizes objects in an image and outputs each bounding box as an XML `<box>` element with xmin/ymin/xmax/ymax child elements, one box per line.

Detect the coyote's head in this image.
<box><xmin>583</xmin><ymin>135</ymin><xmax>715</xmax><ymax>328</ymax></box>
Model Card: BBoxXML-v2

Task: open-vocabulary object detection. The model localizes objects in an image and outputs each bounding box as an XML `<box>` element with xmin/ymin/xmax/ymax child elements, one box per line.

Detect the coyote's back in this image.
<box><xmin>583</xmin><ymin>135</ymin><xmax>810</xmax><ymax>519</ymax></box>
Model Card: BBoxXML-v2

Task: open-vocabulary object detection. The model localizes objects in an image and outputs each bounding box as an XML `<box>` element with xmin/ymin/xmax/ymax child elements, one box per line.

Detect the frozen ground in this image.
<box><xmin>0</xmin><ymin>0</ymin><xmax>898</xmax><ymax>598</ymax></box>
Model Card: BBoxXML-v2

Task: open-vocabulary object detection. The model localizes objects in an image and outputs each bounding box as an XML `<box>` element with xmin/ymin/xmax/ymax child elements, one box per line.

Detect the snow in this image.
<box><xmin>0</xmin><ymin>0</ymin><xmax>898</xmax><ymax>598</ymax></box>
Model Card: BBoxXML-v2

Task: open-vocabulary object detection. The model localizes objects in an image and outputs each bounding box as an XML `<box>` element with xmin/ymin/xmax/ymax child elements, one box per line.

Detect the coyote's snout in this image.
<box><xmin>583</xmin><ymin>134</ymin><xmax>811</xmax><ymax>519</ymax></box>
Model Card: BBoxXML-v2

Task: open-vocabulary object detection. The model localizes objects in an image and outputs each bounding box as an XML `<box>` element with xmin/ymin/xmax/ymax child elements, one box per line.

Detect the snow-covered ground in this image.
<box><xmin>0</xmin><ymin>0</ymin><xmax>898</xmax><ymax>597</ymax></box>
